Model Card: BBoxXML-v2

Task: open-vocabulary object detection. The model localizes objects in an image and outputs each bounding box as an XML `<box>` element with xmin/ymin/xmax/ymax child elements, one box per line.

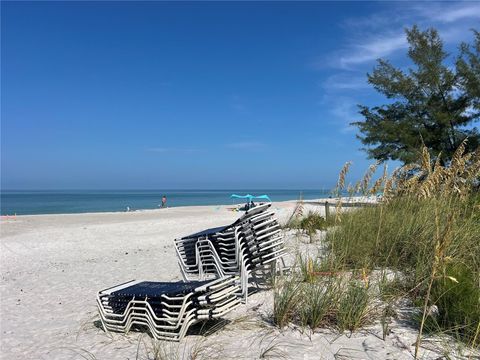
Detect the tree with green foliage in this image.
<box><xmin>353</xmin><ymin>26</ymin><xmax>480</xmax><ymax>164</ymax></box>
<box><xmin>457</xmin><ymin>30</ymin><xmax>480</xmax><ymax>112</ymax></box>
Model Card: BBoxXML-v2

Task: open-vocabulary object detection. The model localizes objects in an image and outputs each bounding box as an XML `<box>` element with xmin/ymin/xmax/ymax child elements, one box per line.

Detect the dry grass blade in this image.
<box><xmin>333</xmin><ymin>161</ymin><xmax>352</xmax><ymax>223</ymax></box>
<box><xmin>360</xmin><ymin>162</ymin><xmax>378</xmax><ymax>195</ymax></box>
<box><xmin>392</xmin><ymin>140</ymin><xmax>480</xmax><ymax>199</ymax></box>
<box><xmin>286</xmin><ymin>192</ymin><xmax>304</xmax><ymax>227</ymax></box>
<box><xmin>421</xmin><ymin>145</ymin><xmax>432</xmax><ymax>175</ymax></box>
<box><xmin>347</xmin><ymin>183</ymin><xmax>355</xmax><ymax>198</ymax></box>
<box><xmin>450</xmin><ymin>138</ymin><xmax>468</xmax><ymax>170</ymax></box>
<box><xmin>382</xmin><ymin>165</ymin><xmax>400</xmax><ymax>202</ymax></box>
<box><xmin>415</xmin><ymin>210</ymin><xmax>455</xmax><ymax>359</ymax></box>
<box><xmin>370</xmin><ymin>163</ymin><xmax>387</xmax><ymax>196</ymax></box>
<box><xmin>50</xmin><ymin>347</ymin><xmax>98</xmax><ymax>360</ymax></box>
<box><xmin>418</xmin><ymin>153</ymin><xmax>444</xmax><ymax>199</ymax></box>
<box><xmin>335</xmin><ymin>161</ymin><xmax>352</xmax><ymax>196</ymax></box>
<box><xmin>189</xmin><ymin>338</ymin><xmax>224</xmax><ymax>360</ymax></box>
<box><xmin>370</xmin><ymin>179</ymin><xmax>383</xmax><ymax>196</ymax></box>
<box><xmin>258</xmin><ymin>335</ymin><xmax>288</xmax><ymax>359</ymax></box>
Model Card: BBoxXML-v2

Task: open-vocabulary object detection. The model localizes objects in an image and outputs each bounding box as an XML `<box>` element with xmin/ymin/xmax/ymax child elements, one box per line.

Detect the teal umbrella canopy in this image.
<box><xmin>255</xmin><ymin>195</ymin><xmax>272</xmax><ymax>202</ymax></box>
<box><xmin>230</xmin><ymin>194</ymin><xmax>271</xmax><ymax>202</ymax></box>
<box><xmin>231</xmin><ymin>194</ymin><xmax>254</xmax><ymax>200</ymax></box>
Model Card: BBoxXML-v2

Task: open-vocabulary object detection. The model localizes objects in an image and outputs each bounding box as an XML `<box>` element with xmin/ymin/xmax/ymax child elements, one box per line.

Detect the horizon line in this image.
<box><xmin>1</xmin><ymin>188</ymin><xmax>334</xmax><ymax>192</ymax></box>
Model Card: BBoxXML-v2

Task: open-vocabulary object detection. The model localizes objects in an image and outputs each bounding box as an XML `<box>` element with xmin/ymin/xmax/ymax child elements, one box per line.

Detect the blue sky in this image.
<box><xmin>2</xmin><ymin>1</ymin><xmax>479</xmax><ymax>190</ymax></box>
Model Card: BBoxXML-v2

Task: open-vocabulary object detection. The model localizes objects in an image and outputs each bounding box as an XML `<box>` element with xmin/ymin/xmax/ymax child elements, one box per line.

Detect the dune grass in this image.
<box><xmin>277</xmin><ymin>140</ymin><xmax>479</xmax><ymax>354</ymax></box>
<box><xmin>273</xmin><ymin>278</ymin><xmax>301</xmax><ymax>329</ymax></box>
<box><xmin>336</xmin><ymin>281</ymin><xmax>371</xmax><ymax>333</ymax></box>
<box><xmin>272</xmin><ymin>272</ymin><xmax>373</xmax><ymax>333</ymax></box>
<box><xmin>325</xmin><ymin>194</ymin><xmax>480</xmax><ymax>345</ymax></box>
<box><xmin>299</xmin><ymin>278</ymin><xmax>338</xmax><ymax>329</ymax></box>
<box><xmin>286</xmin><ymin>211</ymin><xmax>335</xmax><ymax>242</ymax></box>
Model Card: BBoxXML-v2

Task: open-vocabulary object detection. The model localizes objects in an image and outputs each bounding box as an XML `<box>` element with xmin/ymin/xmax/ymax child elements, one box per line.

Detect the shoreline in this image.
<box><xmin>0</xmin><ymin>195</ymin><xmax>379</xmax><ymax>218</ymax></box>
<box><xmin>0</xmin><ymin>200</ymin><xmax>297</xmax><ymax>218</ymax></box>
<box><xmin>0</xmin><ymin>189</ymin><xmax>333</xmax><ymax>217</ymax></box>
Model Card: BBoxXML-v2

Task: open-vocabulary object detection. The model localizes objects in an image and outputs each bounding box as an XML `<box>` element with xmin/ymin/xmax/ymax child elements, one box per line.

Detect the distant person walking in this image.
<box><xmin>161</xmin><ymin>195</ymin><xmax>167</xmax><ymax>208</ymax></box>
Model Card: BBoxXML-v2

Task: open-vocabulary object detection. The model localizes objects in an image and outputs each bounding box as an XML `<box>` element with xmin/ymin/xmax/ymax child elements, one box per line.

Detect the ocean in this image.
<box><xmin>0</xmin><ymin>189</ymin><xmax>332</xmax><ymax>215</ymax></box>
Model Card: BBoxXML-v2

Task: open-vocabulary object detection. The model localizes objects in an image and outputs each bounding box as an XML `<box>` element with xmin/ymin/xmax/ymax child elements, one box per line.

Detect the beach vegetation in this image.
<box><xmin>299</xmin><ymin>278</ymin><xmax>339</xmax><ymax>329</ymax></box>
<box><xmin>273</xmin><ymin>140</ymin><xmax>479</xmax><ymax>356</ymax></box>
<box><xmin>326</xmin><ymin>141</ymin><xmax>480</xmax><ymax>351</ymax></box>
<box><xmin>287</xmin><ymin>211</ymin><xmax>334</xmax><ymax>242</ymax></box>
<box><xmin>272</xmin><ymin>273</ymin><xmax>374</xmax><ymax>333</ymax></box>
<box><xmin>297</xmin><ymin>254</ymin><xmax>327</xmax><ymax>283</ymax></box>
<box><xmin>136</xmin><ymin>336</ymin><xmax>224</xmax><ymax>360</ymax></box>
<box><xmin>273</xmin><ymin>277</ymin><xmax>301</xmax><ymax>329</ymax></box>
<box><xmin>257</xmin><ymin>334</ymin><xmax>288</xmax><ymax>359</ymax></box>
<box><xmin>335</xmin><ymin>281</ymin><xmax>372</xmax><ymax>333</ymax></box>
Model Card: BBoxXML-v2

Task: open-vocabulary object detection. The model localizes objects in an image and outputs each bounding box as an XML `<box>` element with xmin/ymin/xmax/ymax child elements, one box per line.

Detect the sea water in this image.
<box><xmin>0</xmin><ymin>189</ymin><xmax>333</xmax><ymax>215</ymax></box>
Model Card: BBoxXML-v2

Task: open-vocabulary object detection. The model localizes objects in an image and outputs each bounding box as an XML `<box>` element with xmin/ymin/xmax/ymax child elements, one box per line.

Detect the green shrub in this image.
<box><xmin>287</xmin><ymin>211</ymin><xmax>335</xmax><ymax>242</ymax></box>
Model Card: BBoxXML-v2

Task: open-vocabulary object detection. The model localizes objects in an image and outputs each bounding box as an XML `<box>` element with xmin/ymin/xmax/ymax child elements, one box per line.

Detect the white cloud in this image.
<box><xmin>423</xmin><ymin>2</ymin><xmax>480</xmax><ymax>23</ymax></box>
<box><xmin>322</xmin><ymin>74</ymin><xmax>369</xmax><ymax>90</ymax></box>
<box><xmin>322</xmin><ymin>2</ymin><xmax>479</xmax><ymax>70</ymax></box>
<box><xmin>341</xmin><ymin>11</ymin><xmax>401</xmax><ymax>32</ymax></box>
<box><xmin>335</xmin><ymin>33</ymin><xmax>408</xmax><ymax>69</ymax></box>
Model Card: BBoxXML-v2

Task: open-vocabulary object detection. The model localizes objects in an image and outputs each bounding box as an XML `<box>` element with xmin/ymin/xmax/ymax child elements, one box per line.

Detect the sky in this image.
<box><xmin>2</xmin><ymin>1</ymin><xmax>479</xmax><ymax>190</ymax></box>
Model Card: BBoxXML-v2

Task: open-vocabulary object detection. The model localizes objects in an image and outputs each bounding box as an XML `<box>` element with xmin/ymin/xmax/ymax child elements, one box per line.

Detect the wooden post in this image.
<box><xmin>325</xmin><ymin>201</ymin><xmax>330</xmax><ymax>219</ymax></box>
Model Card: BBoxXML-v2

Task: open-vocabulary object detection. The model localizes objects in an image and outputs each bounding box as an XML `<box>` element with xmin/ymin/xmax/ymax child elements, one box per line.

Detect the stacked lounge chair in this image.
<box><xmin>174</xmin><ymin>203</ymin><xmax>285</xmax><ymax>300</ymax></box>
<box><xmin>97</xmin><ymin>203</ymin><xmax>285</xmax><ymax>340</ymax></box>
<box><xmin>97</xmin><ymin>276</ymin><xmax>241</xmax><ymax>341</ymax></box>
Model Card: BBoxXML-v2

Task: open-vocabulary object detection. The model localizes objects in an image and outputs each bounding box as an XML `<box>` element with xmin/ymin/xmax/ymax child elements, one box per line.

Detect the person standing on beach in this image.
<box><xmin>161</xmin><ymin>195</ymin><xmax>167</xmax><ymax>208</ymax></box>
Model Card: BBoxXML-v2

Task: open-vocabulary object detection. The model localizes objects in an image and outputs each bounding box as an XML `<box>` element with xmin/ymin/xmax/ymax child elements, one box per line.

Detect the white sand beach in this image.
<box><xmin>0</xmin><ymin>200</ymin><xmax>474</xmax><ymax>359</ymax></box>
